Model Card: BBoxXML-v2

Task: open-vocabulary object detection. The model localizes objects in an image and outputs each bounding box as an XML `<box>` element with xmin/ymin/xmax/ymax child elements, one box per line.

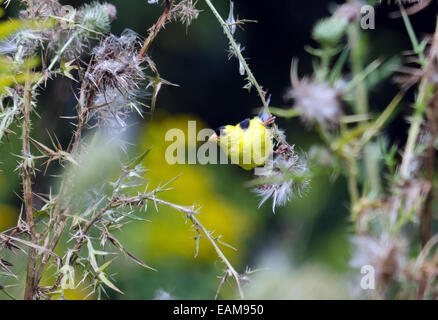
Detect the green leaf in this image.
<box><xmin>127</xmin><ymin>147</ymin><xmax>151</xmax><ymax>169</ymax></box>
<box><xmin>269</xmin><ymin>107</ymin><xmax>302</xmax><ymax>118</ymax></box>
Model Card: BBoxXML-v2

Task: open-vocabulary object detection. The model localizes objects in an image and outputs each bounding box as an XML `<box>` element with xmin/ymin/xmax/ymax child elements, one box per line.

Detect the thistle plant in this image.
<box><xmin>1</xmin><ymin>0</ymin><xmax>438</xmax><ymax>301</ymax></box>
<box><xmin>0</xmin><ymin>0</ymin><xmax>247</xmax><ymax>300</ymax></box>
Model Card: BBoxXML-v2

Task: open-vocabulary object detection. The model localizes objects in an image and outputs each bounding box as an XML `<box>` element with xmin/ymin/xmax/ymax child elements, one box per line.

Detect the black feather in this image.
<box><xmin>239</xmin><ymin>118</ymin><xmax>250</xmax><ymax>130</ymax></box>
<box><xmin>258</xmin><ymin>109</ymin><xmax>271</xmax><ymax>123</ymax></box>
<box><xmin>215</xmin><ymin>126</ymin><xmax>225</xmax><ymax>136</ymax></box>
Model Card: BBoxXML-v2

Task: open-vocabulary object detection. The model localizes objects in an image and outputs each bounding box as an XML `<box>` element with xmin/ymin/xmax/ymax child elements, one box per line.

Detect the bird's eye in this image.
<box><xmin>215</xmin><ymin>126</ymin><xmax>225</xmax><ymax>136</ymax></box>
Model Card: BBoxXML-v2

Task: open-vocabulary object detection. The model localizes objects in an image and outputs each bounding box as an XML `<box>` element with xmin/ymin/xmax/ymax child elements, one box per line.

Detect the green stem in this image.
<box><xmin>316</xmin><ymin>123</ymin><xmax>359</xmax><ymax>212</ymax></box>
<box><xmin>32</xmin><ymin>30</ymin><xmax>82</xmax><ymax>90</ymax></box>
<box><xmin>400</xmin><ymin>8</ymin><xmax>425</xmax><ymax>65</ymax></box>
<box><xmin>400</xmin><ymin>81</ymin><xmax>433</xmax><ymax>179</ymax></box>
<box><xmin>1</xmin><ymin>288</ymin><xmax>16</xmax><ymax>300</ymax></box>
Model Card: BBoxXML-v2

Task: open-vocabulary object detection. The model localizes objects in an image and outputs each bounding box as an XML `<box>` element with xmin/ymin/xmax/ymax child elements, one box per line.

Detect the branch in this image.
<box><xmin>399</xmin><ymin>18</ymin><xmax>438</xmax><ymax>181</ymax></box>
<box><xmin>22</xmin><ymin>71</ymin><xmax>37</xmax><ymax>300</ymax></box>
<box><xmin>137</xmin><ymin>0</ymin><xmax>174</xmax><ymax>59</ymax></box>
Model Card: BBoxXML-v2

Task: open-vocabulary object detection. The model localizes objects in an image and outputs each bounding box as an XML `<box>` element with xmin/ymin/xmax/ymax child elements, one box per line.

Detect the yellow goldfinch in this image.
<box><xmin>208</xmin><ymin>114</ymin><xmax>275</xmax><ymax>170</ymax></box>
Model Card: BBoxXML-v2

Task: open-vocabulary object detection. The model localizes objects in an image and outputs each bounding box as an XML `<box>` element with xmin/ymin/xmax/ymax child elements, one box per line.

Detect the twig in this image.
<box><xmin>145</xmin><ymin>196</ymin><xmax>245</xmax><ymax>299</ymax></box>
<box><xmin>32</xmin><ymin>30</ymin><xmax>83</xmax><ymax>90</ymax></box>
<box><xmin>202</xmin><ymin>0</ymin><xmax>286</xmax><ymax>146</ymax></box>
<box><xmin>137</xmin><ymin>0</ymin><xmax>174</xmax><ymax>59</ymax></box>
<box><xmin>50</xmin><ymin>191</ymin><xmax>245</xmax><ymax>299</ymax></box>
<box><xmin>33</xmin><ymin>218</ymin><xmax>67</xmax><ymax>287</ymax></box>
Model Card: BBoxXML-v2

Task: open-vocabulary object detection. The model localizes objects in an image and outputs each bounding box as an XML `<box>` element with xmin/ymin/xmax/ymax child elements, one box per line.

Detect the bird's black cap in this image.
<box><xmin>215</xmin><ymin>126</ymin><xmax>225</xmax><ymax>136</ymax></box>
<box><xmin>239</xmin><ymin>118</ymin><xmax>250</xmax><ymax>130</ymax></box>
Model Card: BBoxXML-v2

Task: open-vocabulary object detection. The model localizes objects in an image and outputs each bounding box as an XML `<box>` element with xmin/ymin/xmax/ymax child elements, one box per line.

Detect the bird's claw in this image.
<box><xmin>263</xmin><ymin>116</ymin><xmax>276</xmax><ymax>125</ymax></box>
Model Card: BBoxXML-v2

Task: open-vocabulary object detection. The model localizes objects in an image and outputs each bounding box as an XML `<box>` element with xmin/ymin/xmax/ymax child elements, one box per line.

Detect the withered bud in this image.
<box><xmin>334</xmin><ymin>3</ymin><xmax>360</xmax><ymax>23</ymax></box>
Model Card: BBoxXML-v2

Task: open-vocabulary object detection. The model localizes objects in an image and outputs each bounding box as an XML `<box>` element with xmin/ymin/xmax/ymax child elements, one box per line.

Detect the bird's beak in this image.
<box><xmin>208</xmin><ymin>133</ymin><xmax>219</xmax><ymax>142</ymax></box>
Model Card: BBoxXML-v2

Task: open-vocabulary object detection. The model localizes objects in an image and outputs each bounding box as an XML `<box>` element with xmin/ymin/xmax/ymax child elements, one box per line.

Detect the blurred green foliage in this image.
<box><xmin>4</xmin><ymin>0</ymin><xmax>426</xmax><ymax>299</ymax></box>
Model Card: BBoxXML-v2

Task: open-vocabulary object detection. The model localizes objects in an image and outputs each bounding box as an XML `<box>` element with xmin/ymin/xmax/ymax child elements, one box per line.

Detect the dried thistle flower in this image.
<box><xmin>228</xmin><ymin>43</ymin><xmax>245</xmax><ymax>75</ymax></box>
<box><xmin>253</xmin><ymin>145</ymin><xmax>310</xmax><ymax>212</ymax></box>
<box><xmin>154</xmin><ymin>289</ymin><xmax>175</xmax><ymax>300</ymax></box>
<box><xmin>350</xmin><ymin>234</ymin><xmax>408</xmax><ymax>288</ymax></box>
<box><xmin>285</xmin><ymin>61</ymin><xmax>343</xmax><ymax>128</ymax></box>
<box><xmin>170</xmin><ymin>0</ymin><xmax>200</xmax><ymax>27</ymax></box>
<box><xmin>312</xmin><ymin>16</ymin><xmax>347</xmax><ymax>46</ymax></box>
<box><xmin>87</xmin><ymin>29</ymin><xmax>145</xmax><ymax>128</ymax></box>
<box><xmin>226</xmin><ymin>0</ymin><xmax>236</xmax><ymax>35</ymax></box>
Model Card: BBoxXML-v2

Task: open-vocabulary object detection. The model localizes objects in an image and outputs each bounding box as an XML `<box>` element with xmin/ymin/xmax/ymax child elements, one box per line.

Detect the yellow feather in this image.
<box><xmin>219</xmin><ymin>117</ymin><xmax>273</xmax><ymax>170</ymax></box>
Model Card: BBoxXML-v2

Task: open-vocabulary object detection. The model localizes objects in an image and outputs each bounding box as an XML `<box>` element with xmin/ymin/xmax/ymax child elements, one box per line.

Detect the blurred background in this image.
<box><xmin>1</xmin><ymin>0</ymin><xmax>437</xmax><ymax>299</ymax></box>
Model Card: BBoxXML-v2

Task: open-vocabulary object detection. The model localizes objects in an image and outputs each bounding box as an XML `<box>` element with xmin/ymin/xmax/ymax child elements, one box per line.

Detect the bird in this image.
<box><xmin>208</xmin><ymin>113</ymin><xmax>276</xmax><ymax>170</ymax></box>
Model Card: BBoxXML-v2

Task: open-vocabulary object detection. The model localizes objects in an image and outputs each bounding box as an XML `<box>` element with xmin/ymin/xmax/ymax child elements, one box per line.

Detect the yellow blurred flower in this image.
<box><xmin>128</xmin><ymin>112</ymin><xmax>254</xmax><ymax>264</ymax></box>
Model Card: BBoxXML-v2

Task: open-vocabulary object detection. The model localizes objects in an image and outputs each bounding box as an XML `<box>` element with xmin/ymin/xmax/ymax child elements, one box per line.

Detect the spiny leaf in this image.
<box><xmin>106</xmin><ymin>232</ymin><xmax>156</xmax><ymax>271</ymax></box>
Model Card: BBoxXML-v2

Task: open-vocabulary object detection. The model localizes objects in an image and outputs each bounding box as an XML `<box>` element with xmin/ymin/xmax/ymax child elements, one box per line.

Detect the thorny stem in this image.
<box><xmin>33</xmin><ymin>217</ymin><xmax>67</xmax><ymax>288</ymax></box>
<box><xmin>203</xmin><ymin>0</ymin><xmax>286</xmax><ymax>145</ymax></box>
<box><xmin>48</xmin><ymin>200</ymin><xmax>125</xmax><ymax>292</ymax></box>
<box><xmin>22</xmin><ymin>71</ymin><xmax>37</xmax><ymax>300</ymax></box>
<box><xmin>137</xmin><ymin>0</ymin><xmax>174</xmax><ymax>59</ymax></box>
<box><xmin>71</xmin><ymin>107</ymin><xmax>91</xmax><ymax>154</ymax></box>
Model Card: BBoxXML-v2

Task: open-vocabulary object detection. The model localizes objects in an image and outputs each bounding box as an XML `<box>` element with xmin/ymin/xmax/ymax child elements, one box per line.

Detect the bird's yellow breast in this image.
<box><xmin>219</xmin><ymin>117</ymin><xmax>273</xmax><ymax>170</ymax></box>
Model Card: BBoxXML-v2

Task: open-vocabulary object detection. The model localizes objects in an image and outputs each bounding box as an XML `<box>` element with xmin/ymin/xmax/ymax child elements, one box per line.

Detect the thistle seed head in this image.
<box><xmin>170</xmin><ymin>0</ymin><xmax>200</xmax><ymax>27</ymax></box>
<box><xmin>253</xmin><ymin>145</ymin><xmax>310</xmax><ymax>213</ymax></box>
<box><xmin>350</xmin><ymin>234</ymin><xmax>408</xmax><ymax>286</ymax></box>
